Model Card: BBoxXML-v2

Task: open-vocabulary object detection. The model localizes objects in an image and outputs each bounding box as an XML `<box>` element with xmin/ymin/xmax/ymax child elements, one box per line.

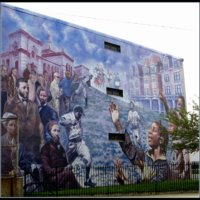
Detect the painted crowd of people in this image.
<box><xmin>1</xmin><ymin>63</ymin><xmax>96</xmax><ymax>189</ymax></box>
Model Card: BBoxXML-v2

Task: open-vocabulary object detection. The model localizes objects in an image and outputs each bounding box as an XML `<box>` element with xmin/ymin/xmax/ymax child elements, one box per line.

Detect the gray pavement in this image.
<box><xmin>69</xmin><ymin>192</ymin><xmax>199</xmax><ymax>198</ymax></box>
<box><xmin>123</xmin><ymin>192</ymin><xmax>199</xmax><ymax>198</ymax></box>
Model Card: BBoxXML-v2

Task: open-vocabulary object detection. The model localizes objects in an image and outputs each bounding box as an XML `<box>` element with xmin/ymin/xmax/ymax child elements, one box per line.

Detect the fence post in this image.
<box><xmin>24</xmin><ymin>171</ymin><xmax>26</xmax><ymax>196</ymax></box>
<box><xmin>56</xmin><ymin>167</ymin><xmax>58</xmax><ymax>196</ymax></box>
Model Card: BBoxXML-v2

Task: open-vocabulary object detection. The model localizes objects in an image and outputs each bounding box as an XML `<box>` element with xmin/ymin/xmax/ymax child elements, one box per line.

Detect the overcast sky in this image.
<box><xmin>5</xmin><ymin>2</ymin><xmax>199</xmax><ymax>112</ymax></box>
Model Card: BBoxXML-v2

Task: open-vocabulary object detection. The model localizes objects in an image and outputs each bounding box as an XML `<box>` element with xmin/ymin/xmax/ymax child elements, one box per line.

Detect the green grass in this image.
<box><xmin>26</xmin><ymin>179</ymin><xmax>199</xmax><ymax>197</ymax></box>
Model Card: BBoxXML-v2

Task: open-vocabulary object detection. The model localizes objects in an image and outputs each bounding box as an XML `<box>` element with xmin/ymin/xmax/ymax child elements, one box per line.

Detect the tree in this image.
<box><xmin>166</xmin><ymin>99</ymin><xmax>199</xmax><ymax>153</ymax></box>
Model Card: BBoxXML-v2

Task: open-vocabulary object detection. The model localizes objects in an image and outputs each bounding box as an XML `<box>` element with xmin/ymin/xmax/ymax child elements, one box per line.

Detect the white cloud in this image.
<box><xmin>7</xmin><ymin>8</ymin><xmax>28</xmax><ymax>30</ymax></box>
<box><xmin>80</xmin><ymin>31</ymin><xmax>97</xmax><ymax>54</ymax></box>
<box><xmin>115</xmin><ymin>60</ymin><xmax>124</xmax><ymax>69</ymax></box>
<box><xmin>62</xmin><ymin>26</ymin><xmax>74</xmax><ymax>41</ymax></box>
<box><xmin>74</xmin><ymin>43</ymin><xmax>81</xmax><ymax>52</ymax></box>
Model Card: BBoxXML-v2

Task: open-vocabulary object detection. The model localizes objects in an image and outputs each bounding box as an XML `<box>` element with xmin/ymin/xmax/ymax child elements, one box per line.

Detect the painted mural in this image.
<box><xmin>1</xmin><ymin>3</ymin><xmax>189</xmax><ymax>190</ymax></box>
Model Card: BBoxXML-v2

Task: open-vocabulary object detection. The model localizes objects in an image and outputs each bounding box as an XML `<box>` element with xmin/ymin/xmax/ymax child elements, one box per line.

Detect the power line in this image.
<box><xmin>63</xmin><ymin>13</ymin><xmax>197</xmax><ymax>32</ymax></box>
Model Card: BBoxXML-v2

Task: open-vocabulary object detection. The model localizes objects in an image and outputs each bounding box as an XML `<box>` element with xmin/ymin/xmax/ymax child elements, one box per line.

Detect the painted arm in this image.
<box><xmin>159</xmin><ymin>91</ymin><xmax>169</xmax><ymax>114</ymax></box>
<box><xmin>109</xmin><ymin>102</ymin><xmax>144</xmax><ymax>168</ymax></box>
<box><xmin>115</xmin><ymin>158</ymin><xmax>128</xmax><ymax>181</ymax></box>
<box><xmin>109</xmin><ymin>102</ymin><xmax>123</xmax><ymax>132</ymax></box>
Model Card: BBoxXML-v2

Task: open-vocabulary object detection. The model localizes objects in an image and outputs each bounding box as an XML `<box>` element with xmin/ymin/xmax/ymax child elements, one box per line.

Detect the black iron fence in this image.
<box><xmin>23</xmin><ymin>162</ymin><xmax>199</xmax><ymax>197</ymax></box>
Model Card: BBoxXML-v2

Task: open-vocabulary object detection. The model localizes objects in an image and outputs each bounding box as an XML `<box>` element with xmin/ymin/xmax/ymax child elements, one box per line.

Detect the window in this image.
<box><xmin>106</xmin><ymin>87</ymin><xmax>123</xmax><ymax>97</ymax></box>
<box><xmin>163</xmin><ymin>57</ymin><xmax>169</xmax><ymax>70</ymax></box>
<box><xmin>165</xmin><ymin>86</ymin><xmax>171</xmax><ymax>95</ymax></box>
<box><xmin>15</xmin><ymin>61</ymin><xmax>18</xmax><ymax>69</ymax></box>
<box><xmin>164</xmin><ymin>74</ymin><xmax>170</xmax><ymax>82</ymax></box>
<box><xmin>12</xmin><ymin>41</ymin><xmax>18</xmax><ymax>51</ymax></box>
<box><xmin>12</xmin><ymin>41</ymin><xmax>18</xmax><ymax>56</ymax></box>
<box><xmin>175</xmin><ymin>84</ymin><xmax>182</xmax><ymax>95</ymax></box>
<box><xmin>104</xmin><ymin>41</ymin><xmax>121</xmax><ymax>53</ymax></box>
<box><xmin>143</xmin><ymin>67</ymin><xmax>149</xmax><ymax>75</ymax></box>
<box><xmin>144</xmin><ymin>88</ymin><xmax>150</xmax><ymax>95</ymax></box>
<box><xmin>150</xmin><ymin>65</ymin><xmax>156</xmax><ymax>74</ymax></box>
<box><xmin>6</xmin><ymin>59</ymin><xmax>10</xmax><ymax>68</ymax></box>
<box><xmin>152</xmin><ymin>88</ymin><xmax>157</xmax><ymax>95</ymax></box>
<box><xmin>163</xmin><ymin>63</ymin><xmax>168</xmax><ymax>70</ymax></box>
<box><xmin>135</xmin><ymin>80</ymin><xmax>139</xmax><ymax>87</ymax></box>
<box><xmin>174</xmin><ymin>72</ymin><xmax>180</xmax><ymax>82</ymax></box>
<box><xmin>144</xmin><ymin>77</ymin><xmax>149</xmax><ymax>84</ymax></box>
<box><xmin>173</xmin><ymin>59</ymin><xmax>179</xmax><ymax>68</ymax></box>
<box><xmin>151</xmin><ymin>76</ymin><xmax>156</xmax><ymax>82</ymax></box>
<box><xmin>31</xmin><ymin>51</ymin><xmax>35</xmax><ymax>58</ymax></box>
<box><xmin>108</xmin><ymin>133</ymin><xmax>125</xmax><ymax>142</ymax></box>
<box><xmin>43</xmin><ymin>63</ymin><xmax>46</xmax><ymax>72</ymax></box>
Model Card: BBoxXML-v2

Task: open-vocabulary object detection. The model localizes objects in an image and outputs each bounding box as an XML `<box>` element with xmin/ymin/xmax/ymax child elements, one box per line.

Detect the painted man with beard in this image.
<box><xmin>37</xmin><ymin>87</ymin><xmax>59</xmax><ymax>142</ymax></box>
<box><xmin>3</xmin><ymin>78</ymin><xmax>43</xmax><ymax>164</ymax></box>
<box><xmin>40</xmin><ymin>121</ymin><xmax>81</xmax><ymax>189</ymax></box>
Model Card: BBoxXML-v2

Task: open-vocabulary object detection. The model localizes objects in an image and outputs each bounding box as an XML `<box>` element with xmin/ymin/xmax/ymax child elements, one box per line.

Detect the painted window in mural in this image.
<box><xmin>1</xmin><ymin>3</ymin><xmax>188</xmax><ymax>190</ymax></box>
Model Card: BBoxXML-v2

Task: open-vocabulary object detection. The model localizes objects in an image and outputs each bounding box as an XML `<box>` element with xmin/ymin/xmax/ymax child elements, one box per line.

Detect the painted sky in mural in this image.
<box><xmin>3</xmin><ymin>4</ymin><xmax>180</xmax><ymax>81</ymax></box>
<box><xmin>2</xmin><ymin>4</ymin><xmax>186</xmax><ymax>104</ymax></box>
<box><xmin>2</xmin><ymin>5</ymin><xmax>140</xmax><ymax>74</ymax></box>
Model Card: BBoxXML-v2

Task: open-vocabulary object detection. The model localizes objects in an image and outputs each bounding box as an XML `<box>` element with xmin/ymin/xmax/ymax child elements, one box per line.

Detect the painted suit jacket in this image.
<box><xmin>3</xmin><ymin>95</ymin><xmax>42</xmax><ymax>160</ymax></box>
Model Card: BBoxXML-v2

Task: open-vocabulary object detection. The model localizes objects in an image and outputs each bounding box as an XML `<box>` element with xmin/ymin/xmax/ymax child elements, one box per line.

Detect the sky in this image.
<box><xmin>4</xmin><ymin>2</ymin><xmax>199</xmax><ymax>112</ymax></box>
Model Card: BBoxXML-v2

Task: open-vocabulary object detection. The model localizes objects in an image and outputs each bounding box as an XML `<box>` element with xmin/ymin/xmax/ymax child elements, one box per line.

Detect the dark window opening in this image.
<box><xmin>106</xmin><ymin>87</ymin><xmax>123</xmax><ymax>97</ymax></box>
<box><xmin>104</xmin><ymin>41</ymin><xmax>121</xmax><ymax>52</ymax></box>
<box><xmin>108</xmin><ymin>133</ymin><xmax>125</xmax><ymax>142</ymax></box>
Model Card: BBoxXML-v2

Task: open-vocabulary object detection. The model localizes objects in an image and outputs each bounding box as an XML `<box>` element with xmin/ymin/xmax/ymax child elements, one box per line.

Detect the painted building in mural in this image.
<box><xmin>1</xmin><ymin>3</ymin><xmax>189</xmax><ymax>193</ymax></box>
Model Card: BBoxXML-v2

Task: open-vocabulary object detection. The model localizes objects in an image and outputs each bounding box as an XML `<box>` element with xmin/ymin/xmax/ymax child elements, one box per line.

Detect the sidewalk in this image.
<box><xmin>82</xmin><ymin>192</ymin><xmax>199</xmax><ymax>198</ymax></box>
<box><xmin>127</xmin><ymin>192</ymin><xmax>199</xmax><ymax>198</ymax></box>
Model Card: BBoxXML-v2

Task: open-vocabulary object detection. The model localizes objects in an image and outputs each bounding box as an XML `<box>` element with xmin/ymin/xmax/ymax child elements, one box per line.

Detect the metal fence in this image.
<box><xmin>23</xmin><ymin>162</ymin><xmax>199</xmax><ymax>197</ymax></box>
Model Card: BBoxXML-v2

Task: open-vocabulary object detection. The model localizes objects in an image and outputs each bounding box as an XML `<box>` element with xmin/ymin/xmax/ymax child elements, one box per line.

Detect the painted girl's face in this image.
<box><xmin>12</xmin><ymin>68</ymin><xmax>18</xmax><ymax>76</ymax></box>
<box><xmin>177</xmin><ymin>98</ymin><xmax>184</xmax><ymax>110</ymax></box>
<box><xmin>168</xmin><ymin>122</ymin><xmax>176</xmax><ymax>134</ymax></box>
<box><xmin>50</xmin><ymin>124</ymin><xmax>60</xmax><ymax>143</ymax></box>
<box><xmin>130</xmin><ymin>102</ymin><xmax>134</xmax><ymax>110</ymax></box>
<box><xmin>148</xmin><ymin>122</ymin><xmax>160</xmax><ymax>148</ymax></box>
<box><xmin>1</xmin><ymin>67</ymin><xmax>7</xmax><ymax>76</ymax></box>
<box><xmin>6</xmin><ymin>119</ymin><xmax>17</xmax><ymax>136</ymax></box>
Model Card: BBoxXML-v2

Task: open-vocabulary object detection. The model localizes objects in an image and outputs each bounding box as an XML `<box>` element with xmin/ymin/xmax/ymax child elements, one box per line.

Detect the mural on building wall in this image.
<box><xmin>1</xmin><ymin>4</ymin><xmax>189</xmax><ymax>189</ymax></box>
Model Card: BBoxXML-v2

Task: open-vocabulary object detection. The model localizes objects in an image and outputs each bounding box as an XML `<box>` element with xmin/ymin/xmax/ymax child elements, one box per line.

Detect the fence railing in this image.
<box><xmin>23</xmin><ymin>162</ymin><xmax>199</xmax><ymax>196</ymax></box>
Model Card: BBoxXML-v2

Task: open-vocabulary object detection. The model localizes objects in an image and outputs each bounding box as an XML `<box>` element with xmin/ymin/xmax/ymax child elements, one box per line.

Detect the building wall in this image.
<box><xmin>0</xmin><ymin>3</ymin><xmax>188</xmax><ymax>189</ymax></box>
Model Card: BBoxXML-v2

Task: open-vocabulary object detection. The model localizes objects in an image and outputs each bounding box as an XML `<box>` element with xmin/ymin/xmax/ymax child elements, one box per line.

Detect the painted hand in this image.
<box><xmin>109</xmin><ymin>102</ymin><xmax>119</xmax><ymax>123</ymax></box>
<box><xmin>159</xmin><ymin>91</ymin><xmax>166</xmax><ymax>102</ymax></box>
<box><xmin>109</xmin><ymin>102</ymin><xmax>123</xmax><ymax>132</ymax></box>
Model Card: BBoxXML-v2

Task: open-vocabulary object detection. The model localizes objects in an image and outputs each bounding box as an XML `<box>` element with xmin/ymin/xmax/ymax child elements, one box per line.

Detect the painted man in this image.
<box><xmin>4</xmin><ymin>78</ymin><xmax>43</xmax><ymax>164</ymax></box>
<box><xmin>60</xmin><ymin>105</ymin><xmax>96</xmax><ymax>187</ymax></box>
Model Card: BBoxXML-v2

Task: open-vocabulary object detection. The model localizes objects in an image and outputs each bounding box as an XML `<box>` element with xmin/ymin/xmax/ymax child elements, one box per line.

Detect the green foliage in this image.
<box><xmin>27</xmin><ymin>179</ymin><xmax>199</xmax><ymax>197</ymax></box>
<box><xmin>166</xmin><ymin>100</ymin><xmax>199</xmax><ymax>153</ymax></box>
